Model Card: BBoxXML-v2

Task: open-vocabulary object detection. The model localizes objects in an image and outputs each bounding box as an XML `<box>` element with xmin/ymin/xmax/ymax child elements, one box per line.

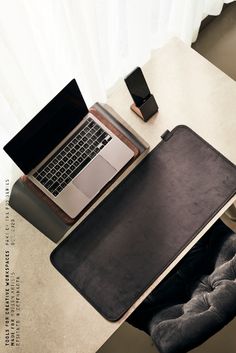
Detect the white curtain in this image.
<box><xmin>0</xmin><ymin>0</ymin><xmax>234</xmax><ymax>200</ymax></box>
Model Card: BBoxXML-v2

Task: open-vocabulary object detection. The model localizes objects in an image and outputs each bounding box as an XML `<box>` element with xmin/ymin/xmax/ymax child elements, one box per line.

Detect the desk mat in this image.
<box><xmin>50</xmin><ymin>125</ymin><xmax>236</xmax><ymax>321</ymax></box>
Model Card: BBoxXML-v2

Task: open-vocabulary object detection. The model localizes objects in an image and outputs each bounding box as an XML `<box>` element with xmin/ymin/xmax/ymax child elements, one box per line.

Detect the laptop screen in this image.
<box><xmin>4</xmin><ymin>79</ymin><xmax>89</xmax><ymax>174</ymax></box>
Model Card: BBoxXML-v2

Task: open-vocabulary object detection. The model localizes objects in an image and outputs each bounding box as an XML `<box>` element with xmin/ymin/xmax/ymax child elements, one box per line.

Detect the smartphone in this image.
<box><xmin>125</xmin><ymin>67</ymin><xmax>151</xmax><ymax>107</ymax></box>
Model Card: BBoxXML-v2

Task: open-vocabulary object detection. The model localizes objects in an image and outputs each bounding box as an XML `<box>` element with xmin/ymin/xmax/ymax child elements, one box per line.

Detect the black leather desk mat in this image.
<box><xmin>50</xmin><ymin>125</ymin><xmax>236</xmax><ymax>321</ymax></box>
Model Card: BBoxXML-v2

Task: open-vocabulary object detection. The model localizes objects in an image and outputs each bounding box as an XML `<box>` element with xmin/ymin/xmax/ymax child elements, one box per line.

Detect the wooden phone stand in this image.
<box><xmin>131</xmin><ymin>94</ymin><xmax>159</xmax><ymax>122</ymax></box>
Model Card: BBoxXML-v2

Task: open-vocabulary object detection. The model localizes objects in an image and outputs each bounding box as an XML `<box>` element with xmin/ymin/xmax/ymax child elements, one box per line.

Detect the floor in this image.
<box><xmin>192</xmin><ymin>2</ymin><xmax>236</xmax><ymax>81</ymax></box>
<box><xmin>98</xmin><ymin>3</ymin><xmax>236</xmax><ymax>353</ymax></box>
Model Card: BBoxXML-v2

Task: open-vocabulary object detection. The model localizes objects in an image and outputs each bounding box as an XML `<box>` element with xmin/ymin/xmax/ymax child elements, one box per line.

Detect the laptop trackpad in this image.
<box><xmin>73</xmin><ymin>155</ymin><xmax>117</xmax><ymax>199</ymax></box>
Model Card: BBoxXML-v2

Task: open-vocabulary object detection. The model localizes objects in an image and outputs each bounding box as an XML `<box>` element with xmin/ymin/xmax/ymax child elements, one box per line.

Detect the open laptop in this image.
<box><xmin>4</xmin><ymin>79</ymin><xmax>134</xmax><ymax>218</ymax></box>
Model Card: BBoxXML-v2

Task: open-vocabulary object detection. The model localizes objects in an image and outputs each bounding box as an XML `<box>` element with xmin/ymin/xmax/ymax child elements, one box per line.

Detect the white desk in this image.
<box><xmin>1</xmin><ymin>38</ymin><xmax>236</xmax><ymax>353</ymax></box>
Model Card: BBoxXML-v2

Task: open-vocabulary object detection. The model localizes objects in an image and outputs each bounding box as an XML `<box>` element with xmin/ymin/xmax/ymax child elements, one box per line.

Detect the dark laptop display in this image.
<box><xmin>4</xmin><ymin>79</ymin><xmax>88</xmax><ymax>174</ymax></box>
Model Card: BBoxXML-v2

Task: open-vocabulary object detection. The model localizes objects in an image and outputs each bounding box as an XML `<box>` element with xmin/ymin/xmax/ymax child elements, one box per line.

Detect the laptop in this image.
<box><xmin>4</xmin><ymin>79</ymin><xmax>134</xmax><ymax>218</ymax></box>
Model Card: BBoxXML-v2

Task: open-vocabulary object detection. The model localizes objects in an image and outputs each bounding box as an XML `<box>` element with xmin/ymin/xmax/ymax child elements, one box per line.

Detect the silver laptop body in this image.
<box><xmin>29</xmin><ymin>111</ymin><xmax>134</xmax><ymax>218</ymax></box>
<box><xmin>4</xmin><ymin>79</ymin><xmax>134</xmax><ymax>218</ymax></box>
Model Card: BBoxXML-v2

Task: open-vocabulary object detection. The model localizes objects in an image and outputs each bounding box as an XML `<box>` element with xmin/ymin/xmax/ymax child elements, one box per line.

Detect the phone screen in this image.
<box><xmin>125</xmin><ymin>67</ymin><xmax>151</xmax><ymax>106</ymax></box>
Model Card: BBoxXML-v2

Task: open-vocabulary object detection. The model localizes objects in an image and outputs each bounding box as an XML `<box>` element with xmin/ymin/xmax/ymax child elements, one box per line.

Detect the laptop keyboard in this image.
<box><xmin>33</xmin><ymin>117</ymin><xmax>112</xmax><ymax>197</ymax></box>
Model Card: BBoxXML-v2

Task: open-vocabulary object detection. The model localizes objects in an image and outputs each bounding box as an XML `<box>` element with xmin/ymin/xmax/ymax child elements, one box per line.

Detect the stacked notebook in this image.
<box><xmin>9</xmin><ymin>103</ymin><xmax>147</xmax><ymax>242</ymax></box>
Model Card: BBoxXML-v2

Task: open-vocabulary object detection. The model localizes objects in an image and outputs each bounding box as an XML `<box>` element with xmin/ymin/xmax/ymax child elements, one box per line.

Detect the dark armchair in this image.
<box><xmin>127</xmin><ymin>219</ymin><xmax>236</xmax><ymax>353</ymax></box>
